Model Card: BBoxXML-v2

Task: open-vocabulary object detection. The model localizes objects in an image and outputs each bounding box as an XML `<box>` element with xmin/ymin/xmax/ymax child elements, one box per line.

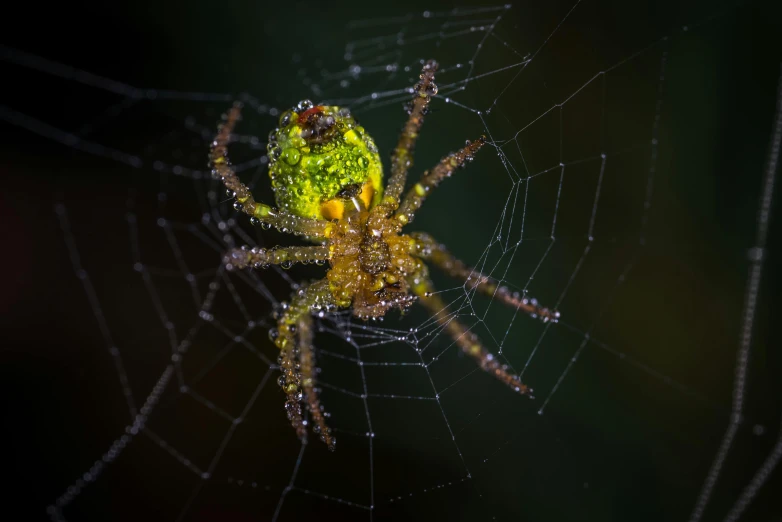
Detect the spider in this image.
<box><xmin>210</xmin><ymin>60</ymin><xmax>559</xmax><ymax>451</ymax></box>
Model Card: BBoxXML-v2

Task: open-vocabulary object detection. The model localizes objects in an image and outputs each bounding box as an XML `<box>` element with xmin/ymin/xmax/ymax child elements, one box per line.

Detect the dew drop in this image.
<box><xmin>296</xmin><ymin>99</ymin><xmax>314</xmax><ymax>112</ymax></box>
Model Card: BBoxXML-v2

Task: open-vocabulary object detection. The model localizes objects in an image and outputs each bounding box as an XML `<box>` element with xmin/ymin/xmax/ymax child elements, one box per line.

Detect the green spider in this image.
<box><xmin>211</xmin><ymin>60</ymin><xmax>559</xmax><ymax>451</ymax></box>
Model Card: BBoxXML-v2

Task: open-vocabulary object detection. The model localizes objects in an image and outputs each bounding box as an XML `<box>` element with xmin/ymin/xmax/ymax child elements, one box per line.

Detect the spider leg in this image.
<box><xmin>410</xmin><ymin>232</ymin><xmax>560</xmax><ymax>323</ymax></box>
<box><xmin>211</xmin><ymin>103</ymin><xmax>333</xmax><ymax>239</ymax></box>
<box><xmin>297</xmin><ymin>313</ymin><xmax>336</xmax><ymax>450</ymax></box>
<box><xmin>409</xmin><ymin>268</ymin><xmax>531</xmax><ymax>395</ymax></box>
<box><xmin>272</xmin><ymin>278</ymin><xmax>336</xmax><ymax>449</ymax></box>
<box><xmin>379</xmin><ymin>60</ymin><xmax>439</xmax><ymax>212</ymax></box>
<box><xmin>224</xmin><ymin>244</ymin><xmax>330</xmax><ymax>270</ymax></box>
<box><xmin>394</xmin><ymin>136</ymin><xmax>487</xmax><ymax>225</ymax></box>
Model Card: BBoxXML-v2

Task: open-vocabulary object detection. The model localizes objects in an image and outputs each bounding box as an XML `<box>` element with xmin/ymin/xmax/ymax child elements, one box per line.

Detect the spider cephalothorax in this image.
<box><xmin>212</xmin><ymin>60</ymin><xmax>559</xmax><ymax>451</ymax></box>
<box><xmin>326</xmin><ymin>206</ymin><xmax>419</xmax><ymax>320</ymax></box>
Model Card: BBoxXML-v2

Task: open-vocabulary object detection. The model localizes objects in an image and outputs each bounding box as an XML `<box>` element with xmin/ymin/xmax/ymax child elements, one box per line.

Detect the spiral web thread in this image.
<box><xmin>1</xmin><ymin>2</ymin><xmax>779</xmax><ymax>521</ymax></box>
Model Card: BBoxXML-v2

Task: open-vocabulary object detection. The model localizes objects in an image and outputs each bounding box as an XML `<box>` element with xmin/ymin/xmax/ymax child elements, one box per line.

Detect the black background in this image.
<box><xmin>2</xmin><ymin>1</ymin><xmax>782</xmax><ymax>521</ymax></box>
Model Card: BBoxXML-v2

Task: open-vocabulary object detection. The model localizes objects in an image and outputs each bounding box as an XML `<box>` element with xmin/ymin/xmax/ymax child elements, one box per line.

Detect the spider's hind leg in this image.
<box><xmin>394</xmin><ymin>136</ymin><xmax>487</xmax><ymax>226</ymax></box>
<box><xmin>272</xmin><ymin>278</ymin><xmax>336</xmax><ymax>449</ymax></box>
<box><xmin>211</xmin><ymin>102</ymin><xmax>331</xmax><ymax>238</ymax></box>
<box><xmin>380</xmin><ymin>60</ymin><xmax>439</xmax><ymax>211</ymax></box>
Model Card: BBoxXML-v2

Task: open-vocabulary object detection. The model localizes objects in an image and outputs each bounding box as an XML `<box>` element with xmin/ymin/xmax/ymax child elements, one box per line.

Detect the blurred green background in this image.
<box><xmin>1</xmin><ymin>0</ymin><xmax>781</xmax><ymax>521</ymax></box>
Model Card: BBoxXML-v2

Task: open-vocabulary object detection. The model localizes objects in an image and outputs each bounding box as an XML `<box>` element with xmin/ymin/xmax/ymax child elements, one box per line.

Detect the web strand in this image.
<box><xmin>690</xmin><ymin>60</ymin><xmax>782</xmax><ymax>522</ymax></box>
<box><xmin>1</xmin><ymin>2</ymin><xmax>773</xmax><ymax>521</ymax></box>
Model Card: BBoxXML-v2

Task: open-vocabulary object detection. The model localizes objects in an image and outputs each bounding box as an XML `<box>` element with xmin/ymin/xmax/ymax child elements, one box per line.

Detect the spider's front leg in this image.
<box><xmin>270</xmin><ymin>278</ymin><xmax>336</xmax><ymax>450</ymax></box>
<box><xmin>296</xmin><ymin>312</ymin><xmax>335</xmax><ymax>450</ymax></box>
<box><xmin>411</xmin><ymin>232</ymin><xmax>560</xmax><ymax>323</ymax></box>
<box><xmin>408</xmin><ymin>267</ymin><xmax>531</xmax><ymax>396</ymax></box>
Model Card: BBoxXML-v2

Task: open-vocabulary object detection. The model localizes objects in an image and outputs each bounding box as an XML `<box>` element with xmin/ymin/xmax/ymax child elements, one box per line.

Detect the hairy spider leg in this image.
<box><xmin>297</xmin><ymin>313</ymin><xmax>336</xmax><ymax>450</ymax></box>
<box><xmin>224</xmin><ymin>245</ymin><xmax>331</xmax><ymax>271</ymax></box>
<box><xmin>411</xmin><ymin>232</ymin><xmax>560</xmax><ymax>323</ymax></box>
<box><xmin>408</xmin><ymin>266</ymin><xmax>532</xmax><ymax>395</ymax></box>
<box><xmin>210</xmin><ymin>102</ymin><xmax>333</xmax><ymax>239</ymax></box>
<box><xmin>394</xmin><ymin>136</ymin><xmax>487</xmax><ymax>225</ymax></box>
<box><xmin>379</xmin><ymin>60</ymin><xmax>440</xmax><ymax>212</ymax></box>
<box><xmin>271</xmin><ymin>279</ymin><xmax>336</xmax><ymax>449</ymax></box>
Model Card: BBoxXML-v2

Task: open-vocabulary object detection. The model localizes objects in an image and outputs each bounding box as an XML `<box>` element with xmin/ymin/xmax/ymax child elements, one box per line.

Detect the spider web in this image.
<box><xmin>2</xmin><ymin>1</ymin><xmax>781</xmax><ymax>521</ymax></box>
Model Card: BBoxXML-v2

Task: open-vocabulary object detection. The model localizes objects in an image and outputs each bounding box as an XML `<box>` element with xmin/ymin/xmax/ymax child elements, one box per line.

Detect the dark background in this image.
<box><xmin>2</xmin><ymin>0</ymin><xmax>781</xmax><ymax>521</ymax></box>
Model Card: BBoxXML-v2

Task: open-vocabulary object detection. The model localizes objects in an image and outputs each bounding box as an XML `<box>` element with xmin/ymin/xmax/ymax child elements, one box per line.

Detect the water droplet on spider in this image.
<box><xmin>281</xmin><ymin>148</ymin><xmax>301</xmax><ymax>165</ymax></box>
<box><xmin>249</xmin><ymin>217</ymin><xmax>262</xmax><ymax>227</ymax></box>
<box><xmin>277</xmin><ymin>375</ymin><xmax>287</xmax><ymax>387</ymax></box>
<box><xmin>261</xmin><ymin>222</ymin><xmax>272</xmax><ymax>230</ymax></box>
<box><xmin>424</xmin><ymin>83</ymin><xmax>438</xmax><ymax>96</ymax></box>
<box><xmin>226</xmin><ymin>189</ymin><xmax>236</xmax><ymax>197</ymax></box>
<box><xmin>279</xmin><ymin>110</ymin><xmax>294</xmax><ymax>127</ymax></box>
<box><xmin>227</xmin><ymin>249</ymin><xmax>245</xmax><ymax>263</ymax></box>
<box><xmin>232</xmin><ymin>201</ymin><xmax>244</xmax><ymax>211</ymax></box>
<box><xmin>293</xmin><ymin>391</ymin><xmax>303</xmax><ymax>401</ymax></box>
<box><xmin>296</xmin><ymin>99</ymin><xmax>314</xmax><ymax>112</ymax></box>
<box><xmin>280</xmin><ymin>260</ymin><xmax>293</xmax><ymax>269</ymax></box>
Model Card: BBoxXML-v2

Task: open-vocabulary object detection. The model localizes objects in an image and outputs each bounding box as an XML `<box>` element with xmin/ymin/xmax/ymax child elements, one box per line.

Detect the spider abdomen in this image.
<box><xmin>267</xmin><ymin>102</ymin><xmax>384</xmax><ymax>221</ymax></box>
